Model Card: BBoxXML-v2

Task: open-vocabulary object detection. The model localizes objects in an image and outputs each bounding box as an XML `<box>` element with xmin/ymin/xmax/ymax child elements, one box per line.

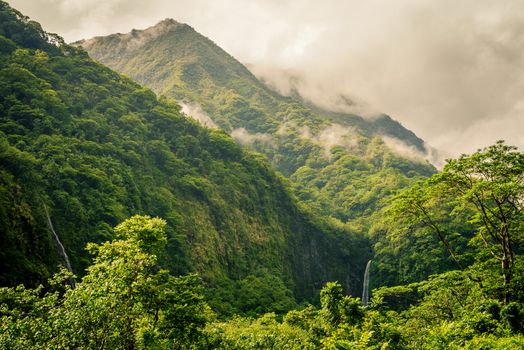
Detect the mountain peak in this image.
<box><xmin>76</xmin><ymin>18</ymin><xmax>187</xmax><ymax>50</ymax></box>
<box><xmin>156</xmin><ymin>18</ymin><xmax>180</xmax><ymax>27</ymax></box>
<box><xmin>148</xmin><ymin>18</ymin><xmax>183</xmax><ymax>32</ymax></box>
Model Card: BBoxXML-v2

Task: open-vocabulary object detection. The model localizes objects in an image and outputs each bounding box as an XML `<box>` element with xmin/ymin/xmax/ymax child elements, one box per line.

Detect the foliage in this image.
<box><xmin>78</xmin><ymin>18</ymin><xmax>435</xmax><ymax>236</ymax></box>
<box><xmin>3</xmin><ymin>2</ymin><xmax>524</xmax><ymax>348</ymax></box>
<box><xmin>204</xmin><ymin>313</ymin><xmax>317</xmax><ymax>349</ymax></box>
<box><xmin>0</xmin><ymin>215</ymin><xmax>210</xmax><ymax>349</ymax></box>
<box><xmin>360</xmin><ymin>143</ymin><xmax>524</xmax><ymax>348</ymax></box>
<box><xmin>383</xmin><ymin>141</ymin><xmax>524</xmax><ymax>303</ymax></box>
<box><xmin>433</xmin><ymin>141</ymin><xmax>524</xmax><ymax>302</ymax></box>
<box><xmin>0</xmin><ymin>0</ymin><xmax>366</xmax><ymax>314</ymax></box>
<box><xmin>370</xmin><ymin>180</ymin><xmax>475</xmax><ymax>287</ymax></box>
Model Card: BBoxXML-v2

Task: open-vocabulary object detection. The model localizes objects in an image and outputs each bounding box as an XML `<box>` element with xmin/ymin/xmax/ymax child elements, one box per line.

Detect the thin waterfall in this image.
<box><xmin>43</xmin><ymin>203</ymin><xmax>76</xmax><ymax>288</ymax></box>
<box><xmin>361</xmin><ymin>260</ymin><xmax>371</xmax><ymax>306</ymax></box>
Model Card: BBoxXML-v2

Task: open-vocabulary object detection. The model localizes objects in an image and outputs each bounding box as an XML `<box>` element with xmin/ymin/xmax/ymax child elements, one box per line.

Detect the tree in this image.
<box><xmin>320</xmin><ymin>282</ymin><xmax>364</xmax><ymax>329</ymax></box>
<box><xmin>0</xmin><ymin>215</ymin><xmax>211</xmax><ymax>349</ymax></box>
<box><xmin>390</xmin><ymin>141</ymin><xmax>524</xmax><ymax>303</ymax></box>
<box><xmin>435</xmin><ymin>141</ymin><xmax>523</xmax><ymax>303</ymax></box>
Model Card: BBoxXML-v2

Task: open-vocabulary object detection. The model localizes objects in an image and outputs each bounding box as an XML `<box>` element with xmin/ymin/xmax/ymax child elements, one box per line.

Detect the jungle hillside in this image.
<box><xmin>1</xmin><ymin>1</ymin><xmax>523</xmax><ymax>349</ymax></box>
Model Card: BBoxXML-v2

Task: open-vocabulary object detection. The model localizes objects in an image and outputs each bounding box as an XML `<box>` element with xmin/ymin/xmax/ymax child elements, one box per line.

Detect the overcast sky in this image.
<box><xmin>9</xmin><ymin>0</ymin><xmax>524</xmax><ymax>155</ymax></box>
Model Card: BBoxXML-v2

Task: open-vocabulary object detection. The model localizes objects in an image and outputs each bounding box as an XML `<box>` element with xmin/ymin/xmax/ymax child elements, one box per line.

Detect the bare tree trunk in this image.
<box><xmin>501</xmin><ymin>234</ymin><xmax>512</xmax><ymax>304</ymax></box>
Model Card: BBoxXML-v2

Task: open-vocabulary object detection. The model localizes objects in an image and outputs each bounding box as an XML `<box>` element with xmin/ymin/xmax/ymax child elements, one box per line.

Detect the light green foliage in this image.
<box><xmin>114</xmin><ymin>214</ymin><xmax>167</xmax><ymax>253</ymax></box>
<box><xmin>383</xmin><ymin>141</ymin><xmax>524</xmax><ymax>302</ymax></box>
<box><xmin>320</xmin><ymin>281</ymin><xmax>364</xmax><ymax>328</ymax></box>
<box><xmin>316</xmin><ymin>282</ymin><xmax>406</xmax><ymax>350</ymax></box>
<box><xmin>462</xmin><ymin>335</ymin><xmax>524</xmax><ymax>350</ymax></box>
<box><xmin>206</xmin><ymin>282</ymin><xmax>404</xmax><ymax>350</ymax></box>
<box><xmin>0</xmin><ymin>215</ymin><xmax>210</xmax><ymax>349</ymax></box>
<box><xmin>390</xmin><ymin>270</ymin><xmax>524</xmax><ymax>349</ymax></box>
<box><xmin>79</xmin><ymin>19</ymin><xmax>435</xmax><ymax>236</ymax></box>
<box><xmin>0</xmin><ymin>0</ymin><xmax>365</xmax><ymax>314</ymax></box>
<box><xmin>205</xmin><ymin>313</ymin><xmax>317</xmax><ymax>349</ymax></box>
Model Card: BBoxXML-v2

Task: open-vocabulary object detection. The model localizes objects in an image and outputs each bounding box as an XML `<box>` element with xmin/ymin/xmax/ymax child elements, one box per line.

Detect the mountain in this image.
<box><xmin>77</xmin><ymin>19</ymin><xmax>436</xmax><ymax>233</ymax></box>
<box><xmin>0</xmin><ymin>1</ymin><xmax>370</xmax><ymax>315</ymax></box>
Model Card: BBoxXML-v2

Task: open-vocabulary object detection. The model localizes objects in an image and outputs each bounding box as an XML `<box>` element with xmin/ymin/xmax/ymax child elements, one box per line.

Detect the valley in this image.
<box><xmin>0</xmin><ymin>1</ymin><xmax>523</xmax><ymax>349</ymax></box>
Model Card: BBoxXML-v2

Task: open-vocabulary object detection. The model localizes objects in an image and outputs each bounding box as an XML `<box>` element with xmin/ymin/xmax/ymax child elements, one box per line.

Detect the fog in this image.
<box><xmin>231</xmin><ymin>128</ymin><xmax>275</xmax><ymax>148</ymax></box>
<box><xmin>9</xmin><ymin>0</ymin><xmax>524</xmax><ymax>155</ymax></box>
<box><xmin>180</xmin><ymin>102</ymin><xmax>217</xmax><ymax>128</ymax></box>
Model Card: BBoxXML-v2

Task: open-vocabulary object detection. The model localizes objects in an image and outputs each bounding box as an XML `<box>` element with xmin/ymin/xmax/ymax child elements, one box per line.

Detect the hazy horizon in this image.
<box><xmin>9</xmin><ymin>0</ymin><xmax>524</xmax><ymax>156</ymax></box>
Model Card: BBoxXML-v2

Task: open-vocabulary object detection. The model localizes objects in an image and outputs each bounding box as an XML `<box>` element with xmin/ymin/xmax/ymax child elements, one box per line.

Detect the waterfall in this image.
<box><xmin>43</xmin><ymin>203</ymin><xmax>76</xmax><ymax>288</ymax></box>
<box><xmin>361</xmin><ymin>260</ymin><xmax>371</xmax><ymax>306</ymax></box>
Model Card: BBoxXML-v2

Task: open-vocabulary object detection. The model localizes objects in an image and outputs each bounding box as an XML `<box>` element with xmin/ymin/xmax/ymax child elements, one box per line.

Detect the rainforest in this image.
<box><xmin>0</xmin><ymin>1</ymin><xmax>523</xmax><ymax>349</ymax></box>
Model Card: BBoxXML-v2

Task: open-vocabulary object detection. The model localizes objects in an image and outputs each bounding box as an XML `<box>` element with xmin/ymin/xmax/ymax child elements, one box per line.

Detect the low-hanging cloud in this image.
<box><xmin>231</xmin><ymin>127</ymin><xmax>274</xmax><ymax>148</ymax></box>
<box><xmin>11</xmin><ymin>0</ymin><xmax>524</xmax><ymax>156</ymax></box>
<box><xmin>280</xmin><ymin>121</ymin><xmax>357</xmax><ymax>158</ymax></box>
<box><xmin>382</xmin><ymin>136</ymin><xmax>447</xmax><ymax>169</ymax></box>
<box><xmin>180</xmin><ymin>102</ymin><xmax>217</xmax><ymax>128</ymax></box>
<box><xmin>313</xmin><ymin>124</ymin><xmax>357</xmax><ymax>157</ymax></box>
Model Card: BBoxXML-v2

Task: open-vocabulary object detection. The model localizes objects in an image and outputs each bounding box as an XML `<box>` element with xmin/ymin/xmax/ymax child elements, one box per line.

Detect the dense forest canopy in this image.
<box><xmin>1</xmin><ymin>1</ymin><xmax>523</xmax><ymax>349</ymax></box>
<box><xmin>0</xmin><ymin>0</ymin><xmax>369</xmax><ymax>316</ymax></box>
<box><xmin>77</xmin><ymin>19</ymin><xmax>460</xmax><ymax>290</ymax></box>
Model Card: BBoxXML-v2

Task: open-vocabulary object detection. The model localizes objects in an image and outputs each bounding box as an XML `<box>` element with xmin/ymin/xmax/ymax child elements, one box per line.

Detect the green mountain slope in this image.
<box><xmin>77</xmin><ymin>20</ymin><xmax>436</xmax><ymax>232</ymax></box>
<box><xmin>76</xmin><ymin>20</ymin><xmax>455</xmax><ymax>287</ymax></box>
<box><xmin>0</xmin><ymin>1</ymin><xmax>370</xmax><ymax>314</ymax></box>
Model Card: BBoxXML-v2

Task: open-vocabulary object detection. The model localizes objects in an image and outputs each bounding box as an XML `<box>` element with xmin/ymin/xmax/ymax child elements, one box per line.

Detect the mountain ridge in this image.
<box><xmin>0</xmin><ymin>1</ymin><xmax>368</xmax><ymax>314</ymax></box>
<box><xmin>77</xmin><ymin>19</ymin><xmax>437</xmax><ymax>231</ymax></box>
<box><xmin>76</xmin><ymin>18</ymin><xmax>428</xmax><ymax>153</ymax></box>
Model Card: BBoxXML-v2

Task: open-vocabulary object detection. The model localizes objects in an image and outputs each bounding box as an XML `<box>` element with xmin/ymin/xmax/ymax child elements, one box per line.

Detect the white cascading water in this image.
<box><xmin>361</xmin><ymin>260</ymin><xmax>371</xmax><ymax>306</ymax></box>
<box><xmin>43</xmin><ymin>203</ymin><xmax>76</xmax><ymax>288</ymax></box>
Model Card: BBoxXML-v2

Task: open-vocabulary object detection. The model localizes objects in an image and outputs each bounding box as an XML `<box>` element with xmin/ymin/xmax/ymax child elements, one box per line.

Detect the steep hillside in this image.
<box><xmin>77</xmin><ymin>20</ymin><xmax>436</xmax><ymax>232</ymax></box>
<box><xmin>0</xmin><ymin>1</ymin><xmax>370</xmax><ymax>314</ymax></box>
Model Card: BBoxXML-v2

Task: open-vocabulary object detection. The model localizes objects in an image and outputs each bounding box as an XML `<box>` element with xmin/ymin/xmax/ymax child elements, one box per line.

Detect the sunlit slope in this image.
<box><xmin>0</xmin><ymin>1</ymin><xmax>369</xmax><ymax>313</ymax></box>
<box><xmin>78</xmin><ymin>19</ymin><xmax>436</xmax><ymax>230</ymax></box>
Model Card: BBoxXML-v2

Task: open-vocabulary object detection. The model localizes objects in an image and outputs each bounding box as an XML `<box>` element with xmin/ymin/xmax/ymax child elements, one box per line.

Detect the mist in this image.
<box><xmin>10</xmin><ymin>0</ymin><xmax>524</xmax><ymax>156</ymax></box>
<box><xmin>231</xmin><ymin>128</ymin><xmax>274</xmax><ymax>148</ymax></box>
<box><xmin>180</xmin><ymin>102</ymin><xmax>218</xmax><ymax>128</ymax></box>
<box><xmin>382</xmin><ymin>136</ymin><xmax>446</xmax><ymax>169</ymax></box>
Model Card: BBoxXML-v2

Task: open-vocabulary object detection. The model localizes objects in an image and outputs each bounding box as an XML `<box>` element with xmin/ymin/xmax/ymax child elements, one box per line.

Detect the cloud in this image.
<box><xmin>180</xmin><ymin>102</ymin><xmax>217</xmax><ymax>128</ymax></box>
<box><xmin>237</xmin><ymin>0</ymin><xmax>524</xmax><ymax>156</ymax></box>
<box><xmin>279</xmin><ymin>121</ymin><xmax>357</xmax><ymax>158</ymax></box>
<box><xmin>314</xmin><ymin>124</ymin><xmax>357</xmax><ymax>157</ymax></box>
<box><xmin>382</xmin><ymin>136</ymin><xmax>447</xmax><ymax>169</ymax></box>
<box><xmin>231</xmin><ymin>127</ymin><xmax>274</xmax><ymax>148</ymax></box>
<box><xmin>250</xmin><ymin>64</ymin><xmax>382</xmax><ymax>118</ymax></box>
<box><xmin>10</xmin><ymin>0</ymin><xmax>524</xmax><ymax>156</ymax></box>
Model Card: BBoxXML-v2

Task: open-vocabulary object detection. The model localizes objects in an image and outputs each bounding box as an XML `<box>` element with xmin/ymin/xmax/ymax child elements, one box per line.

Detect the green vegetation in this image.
<box><xmin>1</xmin><ymin>215</ymin><xmax>211</xmax><ymax>349</ymax></box>
<box><xmin>0</xmin><ymin>0</ymin><xmax>368</xmax><ymax>314</ymax></box>
<box><xmin>207</xmin><ymin>141</ymin><xmax>510</xmax><ymax>349</ymax></box>
<box><xmin>203</xmin><ymin>142</ymin><xmax>524</xmax><ymax>349</ymax></box>
<box><xmin>373</xmin><ymin>141</ymin><xmax>524</xmax><ymax>292</ymax></box>
<box><xmin>78</xmin><ymin>20</ymin><xmax>451</xmax><ymax>289</ymax></box>
<box><xmin>4</xmin><ymin>221</ymin><xmax>522</xmax><ymax>349</ymax></box>
<box><xmin>1</xmin><ymin>2</ymin><xmax>523</xmax><ymax>348</ymax></box>
<box><xmin>78</xmin><ymin>19</ymin><xmax>435</xmax><ymax>231</ymax></box>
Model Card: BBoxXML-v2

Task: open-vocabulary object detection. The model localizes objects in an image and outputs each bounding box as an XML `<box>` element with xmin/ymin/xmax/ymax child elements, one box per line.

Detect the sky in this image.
<box><xmin>9</xmin><ymin>0</ymin><xmax>524</xmax><ymax>156</ymax></box>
